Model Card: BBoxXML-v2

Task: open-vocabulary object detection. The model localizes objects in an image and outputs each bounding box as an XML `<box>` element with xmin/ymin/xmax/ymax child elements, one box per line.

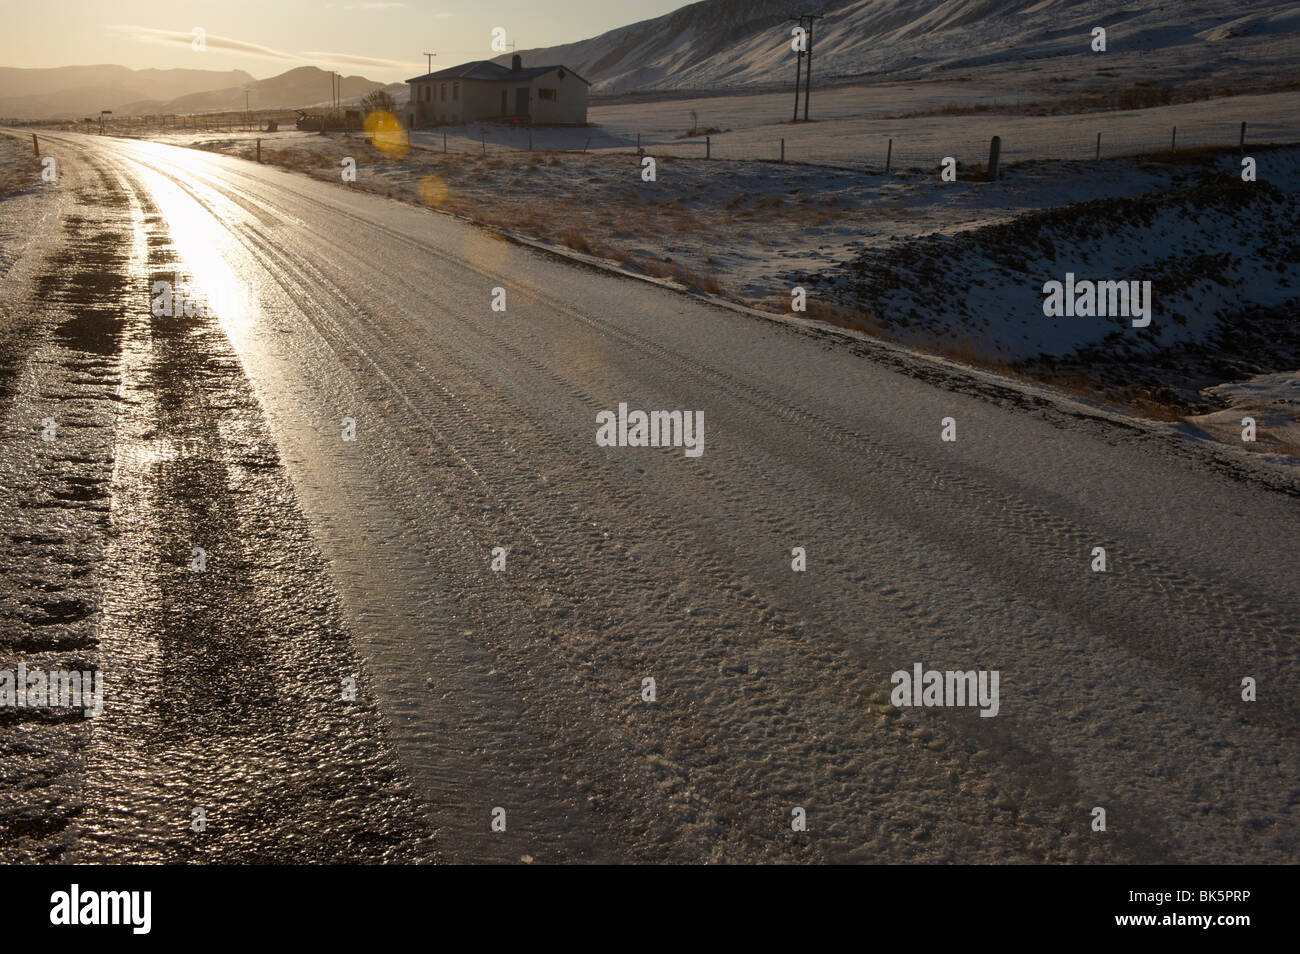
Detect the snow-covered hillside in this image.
<box><xmin>506</xmin><ymin>0</ymin><xmax>1300</xmax><ymax>93</ymax></box>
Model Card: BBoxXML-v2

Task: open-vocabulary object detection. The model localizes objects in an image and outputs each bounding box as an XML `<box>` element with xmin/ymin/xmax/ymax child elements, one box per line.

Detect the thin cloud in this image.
<box><xmin>106</xmin><ymin>24</ymin><xmax>420</xmax><ymax>73</ymax></box>
<box><xmin>345</xmin><ymin>3</ymin><xmax>409</xmax><ymax>8</ymax></box>
<box><xmin>301</xmin><ymin>51</ymin><xmax>422</xmax><ymax>70</ymax></box>
<box><xmin>106</xmin><ymin>25</ymin><xmax>299</xmax><ymax>61</ymax></box>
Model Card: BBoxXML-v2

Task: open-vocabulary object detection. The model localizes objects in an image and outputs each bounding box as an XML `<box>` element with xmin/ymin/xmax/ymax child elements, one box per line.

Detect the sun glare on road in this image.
<box><xmin>133</xmin><ymin>158</ymin><xmax>259</xmax><ymax>344</ymax></box>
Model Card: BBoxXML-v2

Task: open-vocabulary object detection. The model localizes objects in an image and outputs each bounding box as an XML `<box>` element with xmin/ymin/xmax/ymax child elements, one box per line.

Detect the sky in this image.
<box><xmin>1</xmin><ymin>0</ymin><xmax>692</xmax><ymax>83</ymax></box>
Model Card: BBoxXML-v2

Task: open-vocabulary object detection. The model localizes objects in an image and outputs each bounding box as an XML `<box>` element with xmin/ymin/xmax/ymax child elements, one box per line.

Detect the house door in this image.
<box><xmin>514</xmin><ymin>87</ymin><xmax>529</xmax><ymax>116</ymax></box>
<box><xmin>500</xmin><ymin>89</ymin><xmax>507</xmax><ymax>116</ymax></box>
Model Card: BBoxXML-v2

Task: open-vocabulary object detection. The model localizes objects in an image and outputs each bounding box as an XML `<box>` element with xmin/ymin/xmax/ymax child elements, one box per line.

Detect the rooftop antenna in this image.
<box><xmin>423</xmin><ymin>52</ymin><xmax>436</xmax><ymax>73</ymax></box>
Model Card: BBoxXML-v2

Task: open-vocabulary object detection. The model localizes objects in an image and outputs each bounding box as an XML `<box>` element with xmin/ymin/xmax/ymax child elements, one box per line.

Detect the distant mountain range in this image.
<box><xmin>0</xmin><ymin>64</ymin><xmax>398</xmax><ymax>120</ymax></box>
<box><xmin>497</xmin><ymin>0</ymin><xmax>1300</xmax><ymax>94</ymax></box>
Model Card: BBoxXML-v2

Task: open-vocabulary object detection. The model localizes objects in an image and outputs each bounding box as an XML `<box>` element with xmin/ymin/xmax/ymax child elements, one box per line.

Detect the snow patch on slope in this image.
<box><xmin>509</xmin><ymin>0</ymin><xmax>1300</xmax><ymax>93</ymax></box>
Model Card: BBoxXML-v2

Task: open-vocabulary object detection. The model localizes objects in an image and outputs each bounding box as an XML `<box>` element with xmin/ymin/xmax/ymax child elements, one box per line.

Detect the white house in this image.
<box><xmin>406</xmin><ymin>55</ymin><xmax>589</xmax><ymax>128</ymax></box>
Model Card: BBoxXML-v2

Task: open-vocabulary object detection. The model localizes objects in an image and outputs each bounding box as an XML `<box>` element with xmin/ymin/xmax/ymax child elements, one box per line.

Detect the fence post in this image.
<box><xmin>256</xmin><ymin>139</ymin><xmax>261</xmax><ymax>163</ymax></box>
<box><xmin>1240</xmin><ymin>121</ymin><xmax>1247</xmax><ymax>153</ymax></box>
<box><xmin>636</xmin><ymin>131</ymin><xmax>640</xmax><ymax>151</ymax></box>
<box><xmin>529</xmin><ymin>130</ymin><xmax>533</xmax><ymax>151</ymax></box>
<box><xmin>1096</xmin><ymin>132</ymin><xmax>1101</xmax><ymax>161</ymax></box>
<box><xmin>988</xmin><ymin>135</ymin><xmax>1001</xmax><ymax>181</ymax></box>
<box><xmin>584</xmin><ymin>137</ymin><xmax>590</xmax><ymax>153</ymax></box>
<box><xmin>780</xmin><ymin>138</ymin><xmax>785</xmax><ymax>163</ymax></box>
<box><xmin>885</xmin><ymin>137</ymin><xmax>892</xmax><ymax>173</ymax></box>
<box><xmin>1171</xmin><ymin>126</ymin><xmax>1177</xmax><ymax>151</ymax></box>
<box><xmin>32</xmin><ymin>134</ymin><xmax>38</xmax><ymax>156</ymax></box>
<box><xmin>481</xmin><ymin>131</ymin><xmax>486</xmax><ymax>156</ymax></box>
<box><xmin>706</xmin><ymin>136</ymin><xmax>711</xmax><ymax>159</ymax></box>
<box><xmin>443</xmin><ymin>132</ymin><xmax>447</xmax><ymax>153</ymax></box>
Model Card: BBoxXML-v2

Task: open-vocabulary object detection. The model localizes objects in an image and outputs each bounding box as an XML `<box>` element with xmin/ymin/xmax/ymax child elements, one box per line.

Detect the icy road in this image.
<box><xmin>1</xmin><ymin>132</ymin><xmax>1297</xmax><ymax>863</ymax></box>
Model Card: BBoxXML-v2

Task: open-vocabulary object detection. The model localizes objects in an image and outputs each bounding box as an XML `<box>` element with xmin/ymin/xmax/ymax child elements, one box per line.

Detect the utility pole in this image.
<box><xmin>788</xmin><ymin>16</ymin><xmax>804</xmax><ymax>122</ymax></box>
<box><xmin>787</xmin><ymin>14</ymin><xmax>822</xmax><ymax>122</ymax></box>
<box><xmin>803</xmin><ymin>14</ymin><xmax>822</xmax><ymax>122</ymax></box>
<box><xmin>423</xmin><ymin>52</ymin><xmax>436</xmax><ymax>74</ymax></box>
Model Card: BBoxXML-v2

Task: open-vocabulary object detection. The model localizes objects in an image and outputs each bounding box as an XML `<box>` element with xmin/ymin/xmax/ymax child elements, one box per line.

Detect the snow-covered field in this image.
<box><xmin>1190</xmin><ymin>372</ymin><xmax>1300</xmax><ymax>457</ymax></box>
<box><xmin>591</xmin><ymin>89</ymin><xmax>1300</xmax><ymax>168</ymax></box>
<box><xmin>809</xmin><ymin>149</ymin><xmax>1300</xmax><ymax>359</ymax></box>
<box><xmin>123</xmin><ymin>85</ymin><xmax>1300</xmax><ymax>169</ymax></box>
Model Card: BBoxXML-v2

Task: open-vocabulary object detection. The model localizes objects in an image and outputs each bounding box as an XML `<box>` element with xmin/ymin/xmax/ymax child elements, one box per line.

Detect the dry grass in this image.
<box><xmin>1125</xmin><ymin>392</ymin><xmax>1191</xmax><ymax>422</ymax></box>
<box><xmin>1269</xmin><ymin>437</ymin><xmax>1300</xmax><ymax>458</ymax></box>
<box><xmin>866</xmin><ymin>327</ymin><xmax>1196</xmax><ymax>425</ymax></box>
<box><xmin>0</xmin><ymin>156</ymin><xmax>40</xmax><ymax>199</ymax></box>
<box><xmin>558</xmin><ymin>229</ymin><xmax>598</xmax><ymax>255</ymax></box>
<box><xmin>656</xmin><ymin>261</ymin><xmax>723</xmax><ymax>294</ymax></box>
<box><xmin>762</xmin><ymin>293</ymin><xmax>887</xmax><ymax>339</ymax></box>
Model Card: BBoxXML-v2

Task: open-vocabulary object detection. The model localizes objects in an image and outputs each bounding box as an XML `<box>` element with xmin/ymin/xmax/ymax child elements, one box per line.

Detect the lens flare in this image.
<box><xmin>365</xmin><ymin>110</ymin><xmax>409</xmax><ymax>158</ymax></box>
<box><xmin>417</xmin><ymin>174</ymin><xmax>449</xmax><ymax>206</ymax></box>
<box><xmin>461</xmin><ymin>229</ymin><xmax>509</xmax><ymax>272</ymax></box>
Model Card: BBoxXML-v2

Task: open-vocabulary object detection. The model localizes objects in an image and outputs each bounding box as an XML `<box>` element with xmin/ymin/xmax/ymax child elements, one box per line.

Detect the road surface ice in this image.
<box><xmin>1</xmin><ymin>131</ymin><xmax>1297</xmax><ymax>863</ymax></box>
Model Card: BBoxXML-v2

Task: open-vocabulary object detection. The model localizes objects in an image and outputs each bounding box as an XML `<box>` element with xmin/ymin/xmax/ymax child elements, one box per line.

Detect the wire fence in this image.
<box><xmin>404</xmin><ymin>117</ymin><xmax>1291</xmax><ymax>175</ymax></box>
<box><xmin>604</xmin><ymin>120</ymin><xmax>1280</xmax><ymax>172</ymax></box>
<box><xmin>22</xmin><ymin>112</ymin><xmax>1295</xmax><ymax>175</ymax></box>
<box><xmin>20</xmin><ymin>111</ymin><xmax>307</xmax><ymax>137</ymax></box>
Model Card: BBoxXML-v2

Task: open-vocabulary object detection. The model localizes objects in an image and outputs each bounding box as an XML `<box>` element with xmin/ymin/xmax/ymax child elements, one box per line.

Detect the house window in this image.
<box><xmin>538</xmin><ymin>88</ymin><xmax>556</xmax><ymax>101</ymax></box>
<box><xmin>453</xmin><ymin>82</ymin><xmax>459</xmax><ymax>101</ymax></box>
<box><xmin>441</xmin><ymin>84</ymin><xmax>447</xmax><ymax>101</ymax></box>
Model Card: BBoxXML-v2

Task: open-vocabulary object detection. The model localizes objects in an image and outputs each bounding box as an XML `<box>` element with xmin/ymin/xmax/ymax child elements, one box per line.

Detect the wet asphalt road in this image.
<box><xmin>1</xmin><ymin>131</ymin><xmax>1297</xmax><ymax>863</ymax></box>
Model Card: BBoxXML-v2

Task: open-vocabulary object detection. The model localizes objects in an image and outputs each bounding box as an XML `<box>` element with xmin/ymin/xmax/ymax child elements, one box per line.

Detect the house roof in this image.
<box><xmin>406</xmin><ymin>60</ymin><xmax>590</xmax><ymax>85</ymax></box>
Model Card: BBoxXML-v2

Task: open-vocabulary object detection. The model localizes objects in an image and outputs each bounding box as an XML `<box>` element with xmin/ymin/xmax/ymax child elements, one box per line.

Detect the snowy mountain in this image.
<box><xmin>502</xmin><ymin>0</ymin><xmax>1300</xmax><ymax>94</ymax></box>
